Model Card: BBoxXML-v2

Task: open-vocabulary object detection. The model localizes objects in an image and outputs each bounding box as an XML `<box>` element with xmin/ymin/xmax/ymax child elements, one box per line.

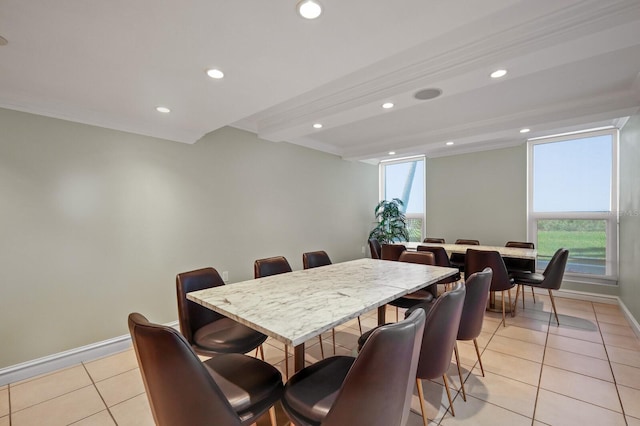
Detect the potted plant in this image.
<box><xmin>368</xmin><ymin>198</ymin><xmax>409</xmax><ymax>243</ymax></box>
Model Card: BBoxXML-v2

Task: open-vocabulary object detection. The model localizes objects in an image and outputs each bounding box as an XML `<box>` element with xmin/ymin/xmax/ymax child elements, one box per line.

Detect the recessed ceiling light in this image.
<box><xmin>206</xmin><ymin>68</ymin><xmax>224</xmax><ymax>79</ymax></box>
<box><xmin>0</xmin><ymin>35</ymin><xmax>7</xmax><ymax>46</ymax></box>
<box><xmin>520</xmin><ymin>128</ymin><xmax>531</xmax><ymax>133</ymax></box>
<box><xmin>313</xmin><ymin>123</ymin><xmax>323</xmax><ymax>129</ymax></box>
<box><xmin>490</xmin><ymin>69</ymin><xmax>508</xmax><ymax>79</ymax></box>
<box><xmin>446</xmin><ymin>141</ymin><xmax>454</xmax><ymax>146</ymax></box>
<box><xmin>156</xmin><ymin>106</ymin><xmax>171</xmax><ymax>113</ymax></box>
<box><xmin>388</xmin><ymin>151</ymin><xmax>396</xmax><ymax>155</ymax></box>
<box><xmin>382</xmin><ymin>102</ymin><xmax>394</xmax><ymax>109</ymax></box>
<box><xmin>297</xmin><ymin>0</ymin><xmax>322</xmax><ymax>19</ymax></box>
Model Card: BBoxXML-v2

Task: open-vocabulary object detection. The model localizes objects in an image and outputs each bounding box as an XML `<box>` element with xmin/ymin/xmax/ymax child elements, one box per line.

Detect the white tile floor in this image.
<box><xmin>2</xmin><ymin>290</ymin><xmax>640</xmax><ymax>425</ymax></box>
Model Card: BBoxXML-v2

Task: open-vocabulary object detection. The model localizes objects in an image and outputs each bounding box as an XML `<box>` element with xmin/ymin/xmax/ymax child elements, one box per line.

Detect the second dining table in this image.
<box><xmin>402</xmin><ymin>242</ymin><xmax>538</xmax><ymax>260</ymax></box>
<box><xmin>187</xmin><ymin>258</ymin><xmax>458</xmax><ymax>372</ymax></box>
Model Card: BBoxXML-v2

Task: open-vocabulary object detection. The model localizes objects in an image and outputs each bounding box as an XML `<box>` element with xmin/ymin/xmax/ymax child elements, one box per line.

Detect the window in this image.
<box><xmin>380</xmin><ymin>156</ymin><xmax>425</xmax><ymax>242</ymax></box>
<box><xmin>528</xmin><ymin>129</ymin><xmax>618</xmax><ymax>282</ymax></box>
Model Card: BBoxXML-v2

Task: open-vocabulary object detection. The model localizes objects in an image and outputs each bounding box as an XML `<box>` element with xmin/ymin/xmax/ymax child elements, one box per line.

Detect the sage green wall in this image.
<box><xmin>425</xmin><ymin>145</ymin><xmax>527</xmax><ymax>246</ymax></box>
<box><xmin>619</xmin><ymin>113</ymin><xmax>640</xmax><ymax>322</ymax></box>
<box><xmin>0</xmin><ymin>108</ymin><xmax>378</xmax><ymax>368</ymax></box>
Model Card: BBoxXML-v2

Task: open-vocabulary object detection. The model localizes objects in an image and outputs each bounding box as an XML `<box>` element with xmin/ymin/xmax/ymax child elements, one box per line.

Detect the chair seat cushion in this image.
<box><xmin>204</xmin><ymin>353</ymin><xmax>283</xmax><ymax>418</ymax></box>
<box><xmin>389</xmin><ymin>290</ymin><xmax>433</xmax><ymax>309</ymax></box>
<box><xmin>283</xmin><ymin>356</ymin><xmax>355</xmax><ymax>423</ymax></box>
<box><xmin>194</xmin><ymin>318</ymin><xmax>267</xmax><ymax>354</ymax></box>
<box><xmin>511</xmin><ymin>272</ymin><xmax>544</xmax><ymax>286</ymax></box>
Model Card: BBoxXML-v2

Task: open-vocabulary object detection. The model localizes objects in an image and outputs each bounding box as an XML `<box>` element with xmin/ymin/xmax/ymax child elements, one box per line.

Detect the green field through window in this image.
<box><xmin>537</xmin><ymin>219</ymin><xmax>606</xmax><ymax>274</ymax></box>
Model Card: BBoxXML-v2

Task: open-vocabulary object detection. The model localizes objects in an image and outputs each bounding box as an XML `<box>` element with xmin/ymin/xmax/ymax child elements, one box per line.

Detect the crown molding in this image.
<box><xmin>250</xmin><ymin>0</ymin><xmax>640</xmax><ymax>142</ymax></box>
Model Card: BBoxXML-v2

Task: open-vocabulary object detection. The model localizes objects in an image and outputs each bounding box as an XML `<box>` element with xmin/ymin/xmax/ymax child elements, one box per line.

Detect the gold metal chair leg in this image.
<box><xmin>443</xmin><ymin>374</ymin><xmax>455</xmax><ymax>417</ymax></box>
<box><xmin>473</xmin><ymin>338</ymin><xmax>485</xmax><ymax>376</ymax></box>
<box><xmin>531</xmin><ymin>287</ymin><xmax>536</xmax><ymax>304</ymax></box>
<box><xmin>396</xmin><ymin>306</ymin><xmax>399</xmax><ymax>322</ymax></box>
<box><xmin>268</xmin><ymin>406</ymin><xmax>277</xmax><ymax>426</ymax></box>
<box><xmin>416</xmin><ymin>379</ymin><xmax>429</xmax><ymax>426</ymax></box>
<box><xmin>318</xmin><ymin>336</ymin><xmax>325</xmax><ymax>359</ymax></box>
<box><xmin>501</xmin><ymin>290</ymin><xmax>506</xmax><ymax>327</ymax></box>
<box><xmin>548</xmin><ymin>289</ymin><xmax>560</xmax><ymax>325</ymax></box>
<box><xmin>508</xmin><ymin>289</ymin><xmax>514</xmax><ymax>317</ymax></box>
<box><xmin>453</xmin><ymin>343</ymin><xmax>466</xmax><ymax>401</ymax></box>
<box><xmin>259</xmin><ymin>344</ymin><xmax>265</xmax><ymax>361</ymax></box>
<box><xmin>357</xmin><ymin>316</ymin><xmax>363</xmax><ymax>335</ymax></box>
<box><xmin>521</xmin><ymin>284</ymin><xmax>525</xmax><ymax>309</ymax></box>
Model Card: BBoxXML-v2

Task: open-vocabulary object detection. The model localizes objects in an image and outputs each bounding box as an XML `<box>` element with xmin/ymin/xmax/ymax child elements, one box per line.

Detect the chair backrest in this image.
<box><xmin>254</xmin><ymin>256</ymin><xmax>292</xmax><ymax>278</ymax></box>
<box><xmin>368</xmin><ymin>238</ymin><xmax>382</xmax><ymax>259</ymax></box>
<box><xmin>457</xmin><ymin>268</ymin><xmax>493</xmax><ymax>341</ymax></box>
<box><xmin>416</xmin><ymin>245</ymin><xmax>451</xmax><ymax>267</ymax></box>
<box><xmin>505</xmin><ymin>241</ymin><xmax>534</xmax><ymax>249</ymax></box>
<box><xmin>323</xmin><ymin>309</ymin><xmax>426</xmax><ymax>426</ymax></box>
<box><xmin>540</xmin><ymin>248</ymin><xmax>569</xmax><ymax>290</ymax></box>
<box><xmin>398</xmin><ymin>250</ymin><xmax>435</xmax><ymax>265</ymax></box>
<box><xmin>176</xmin><ymin>268</ymin><xmax>226</xmax><ymax>345</ymax></box>
<box><xmin>423</xmin><ymin>237</ymin><xmax>445</xmax><ymax>243</ymax></box>
<box><xmin>381</xmin><ymin>244</ymin><xmax>406</xmax><ymax>261</ymax></box>
<box><xmin>128</xmin><ymin>313</ymin><xmax>241</xmax><ymax>426</ymax></box>
<box><xmin>415</xmin><ymin>283</ymin><xmax>466</xmax><ymax>380</ymax></box>
<box><xmin>504</xmin><ymin>241</ymin><xmax>536</xmax><ymax>273</ymax></box>
<box><xmin>465</xmin><ymin>249</ymin><xmax>512</xmax><ymax>292</ymax></box>
<box><xmin>455</xmin><ymin>239</ymin><xmax>480</xmax><ymax>245</ymax></box>
<box><xmin>302</xmin><ymin>250</ymin><xmax>332</xmax><ymax>269</ymax></box>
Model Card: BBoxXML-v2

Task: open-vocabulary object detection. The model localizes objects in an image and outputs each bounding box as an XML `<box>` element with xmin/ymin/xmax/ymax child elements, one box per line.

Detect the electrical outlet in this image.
<box><xmin>222</xmin><ymin>271</ymin><xmax>229</xmax><ymax>281</ymax></box>
<box><xmin>361</xmin><ymin>246</ymin><xmax>366</xmax><ymax>254</ymax></box>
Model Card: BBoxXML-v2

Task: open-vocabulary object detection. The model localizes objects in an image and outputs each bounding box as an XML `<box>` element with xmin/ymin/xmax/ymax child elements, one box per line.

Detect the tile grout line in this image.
<box><xmin>530</xmin><ymin>302</ymin><xmax>553</xmax><ymax>425</ymax></box>
<box><xmin>80</xmin><ymin>362</ymin><xmax>117</xmax><ymax>426</ymax></box>
<box><xmin>594</xmin><ymin>306</ymin><xmax>629</xmax><ymax>423</ymax></box>
<box><xmin>7</xmin><ymin>383</ymin><xmax>11</xmax><ymax>426</ymax></box>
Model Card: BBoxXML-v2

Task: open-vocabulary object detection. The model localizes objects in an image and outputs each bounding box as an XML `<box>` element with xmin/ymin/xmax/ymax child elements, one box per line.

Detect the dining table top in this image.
<box><xmin>186</xmin><ymin>258</ymin><xmax>458</xmax><ymax>348</ymax></box>
<box><xmin>402</xmin><ymin>242</ymin><xmax>537</xmax><ymax>260</ymax></box>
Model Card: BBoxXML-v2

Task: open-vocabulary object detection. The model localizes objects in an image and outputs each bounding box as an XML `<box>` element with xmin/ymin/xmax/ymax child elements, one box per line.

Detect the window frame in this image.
<box><xmin>527</xmin><ymin>128</ymin><xmax>619</xmax><ymax>284</ymax></box>
<box><xmin>379</xmin><ymin>155</ymin><xmax>426</xmax><ymax>242</ymax></box>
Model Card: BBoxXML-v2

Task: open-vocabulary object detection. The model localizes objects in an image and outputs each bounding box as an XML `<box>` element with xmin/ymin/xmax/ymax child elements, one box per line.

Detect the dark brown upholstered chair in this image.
<box><xmin>381</xmin><ymin>243</ymin><xmax>406</xmax><ymax>261</ymax></box>
<box><xmin>282</xmin><ymin>309</ymin><xmax>427</xmax><ymax>426</ymax></box>
<box><xmin>382</xmin><ymin>251</ymin><xmax>438</xmax><ymax>321</ymax></box>
<box><xmin>302</xmin><ymin>250</ymin><xmax>332</xmax><ymax>269</ymax></box>
<box><xmin>465</xmin><ymin>249</ymin><xmax>515</xmax><ymax>327</ymax></box>
<box><xmin>176</xmin><ymin>268</ymin><xmax>267</xmax><ymax>357</ymax></box>
<box><xmin>254</xmin><ymin>256</ymin><xmax>295</xmax><ymax>377</ymax></box>
<box><xmin>449</xmin><ymin>239</ymin><xmax>480</xmax><ymax>272</ymax></box>
<box><xmin>452</xmin><ymin>268</ymin><xmax>493</xmax><ymax>400</ymax></box>
<box><xmin>368</xmin><ymin>238</ymin><xmax>382</xmax><ymax>259</ymax></box>
<box><xmin>302</xmin><ymin>251</ymin><xmax>358</xmax><ymax>354</ymax></box>
<box><xmin>254</xmin><ymin>255</ymin><xmax>292</xmax><ymax>279</ymax></box>
<box><xmin>504</xmin><ymin>241</ymin><xmax>537</xmax><ymax>307</ymax></box>
<box><xmin>417</xmin><ymin>245</ymin><xmax>462</xmax><ymax>290</ymax></box>
<box><xmin>408</xmin><ymin>283</ymin><xmax>466</xmax><ymax>421</ymax></box>
<box><xmin>397</xmin><ymin>250</ymin><xmax>438</xmax><ymax>299</ymax></box>
<box><xmin>128</xmin><ymin>313</ymin><xmax>283</xmax><ymax>426</ymax></box>
<box><xmin>512</xmin><ymin>248</ymin><xmax>569</xmax><ymax>324</ymax></box>
<box><xmin>423</xmin><ymin>237</ymin><xmax>445</xmax><ymax>243</ymax></box>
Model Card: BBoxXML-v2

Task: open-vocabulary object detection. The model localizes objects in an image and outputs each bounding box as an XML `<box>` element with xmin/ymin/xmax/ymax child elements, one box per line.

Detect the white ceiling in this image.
<box><xmin>1</xmin><ymin>0</ymin><xmax>639</xmax><ymax>162</ymax></box>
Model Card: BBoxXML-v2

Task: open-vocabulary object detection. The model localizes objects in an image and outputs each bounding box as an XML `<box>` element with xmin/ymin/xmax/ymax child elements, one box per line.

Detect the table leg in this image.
<box><xmin>378</xmin><ymin>305</ymin><xmax>386</xmax><ymax>325</ymax></box>
<box><xmin>294</xmin><ymin>342</ymin><xmax>305</xmax><ymax>372</ymax></box>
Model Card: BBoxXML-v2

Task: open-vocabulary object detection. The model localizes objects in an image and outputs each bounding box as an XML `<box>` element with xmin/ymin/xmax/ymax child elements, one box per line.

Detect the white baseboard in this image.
<box><xmin>618</xmin><ymin>298</ymin><xmax>640</xmax><ymax>339</ymax></box>
<box><xmin>0</xmin><ymin>321</ymin><xmax>178</xmax><ymax>386</ymax></box>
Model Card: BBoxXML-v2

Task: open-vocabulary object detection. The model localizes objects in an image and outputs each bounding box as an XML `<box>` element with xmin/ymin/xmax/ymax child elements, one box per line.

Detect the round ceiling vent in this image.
<box><xmin>414</xmin><ymin>88</ymin><xmax>442</xmax><ymax>100</ymax></box>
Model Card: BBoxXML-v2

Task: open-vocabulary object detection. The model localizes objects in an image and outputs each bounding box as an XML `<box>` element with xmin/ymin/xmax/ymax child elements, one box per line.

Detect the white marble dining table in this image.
<box><xmin>402</xmin><ymin>242</ymin><xmax>537</xmax><ymax>260</ymax></box>
<box><xmin>187</xmin><ymin>258</ymin><xmax>457</xmax><ymax>371</ymax></box>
